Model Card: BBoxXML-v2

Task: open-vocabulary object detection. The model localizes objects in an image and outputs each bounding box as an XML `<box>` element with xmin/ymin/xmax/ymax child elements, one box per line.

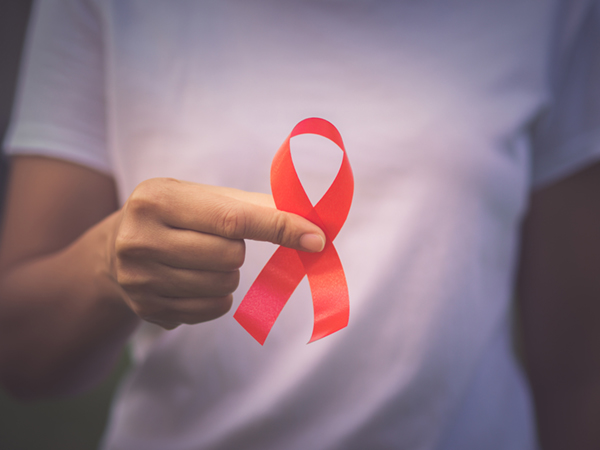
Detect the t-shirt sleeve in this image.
<box><xmin>530</xmin><ymin>1</ymin><xmax>600</xmax><ymax>188</ymax></box>
<box><xmin>3</xmin><ymin>0</ymin><xmax>111</xmax><ymax>175</ymax></box>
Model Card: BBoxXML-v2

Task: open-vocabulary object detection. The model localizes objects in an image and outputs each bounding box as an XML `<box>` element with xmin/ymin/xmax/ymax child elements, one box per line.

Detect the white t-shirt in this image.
<box><xmin>6</xmin><ymin>0</ymin><xmax>600</xmax><ymax>449</ymax></box>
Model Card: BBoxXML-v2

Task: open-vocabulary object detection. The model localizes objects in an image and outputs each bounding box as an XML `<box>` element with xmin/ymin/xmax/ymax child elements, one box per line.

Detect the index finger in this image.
<box><xmin>139</xmin><ymin>178</ymin><xmax>326</xmax><ymax>252</ymax></box>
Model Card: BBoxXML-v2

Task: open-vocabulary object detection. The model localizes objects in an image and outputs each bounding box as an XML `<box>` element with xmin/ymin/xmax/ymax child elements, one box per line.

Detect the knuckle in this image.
<box><xmin>273</xmin><ymin>211</ymin><xmax>292</xmax><ymax>246</ymax></box>
<box><xmin>114</xmin><ymin>221</ymin><xmax>157</xmax><ymax>261</ymax></box>
<box><xmin>128</xmin><ymin>182</ymin><xmax>159</xmax><ymax>215</ymax></box>
<box><xmin>114</xmin><ymin>232</ymin><xmax>138</xmax><ymax>259</ymax></box>
<box><xmin>114</xmin><ymin>262</ymin><xmax>135</xmax><ymax>289</ymax></box>
<box><xmin>127</xmin><ymin>178</ymin><xmax>176</xmax><ymax>216</ymax></box>
<box><xmin>115</xmin><ymin>236</ymin><xmax>151</xmax><ymax>260</ymax></box>
<box><xmin>217</xmin><ymin>203</ymin><xmax>247</xmax><ymax>239</ymax></box>
<box><xmin>115</xmin><ymin>263</ymin><xmax>153</xmax><ymax>294</ymax></box>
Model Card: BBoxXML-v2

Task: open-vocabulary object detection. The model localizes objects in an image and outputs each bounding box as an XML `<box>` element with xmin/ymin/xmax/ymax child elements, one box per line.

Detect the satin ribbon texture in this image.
<box><xmin>234</xmin><ymin>117</ymin><xmax>354</xmax><ymax>345</ymax></box>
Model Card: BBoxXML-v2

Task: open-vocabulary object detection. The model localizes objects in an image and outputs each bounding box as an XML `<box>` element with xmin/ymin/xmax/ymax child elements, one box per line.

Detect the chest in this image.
<box><xmin>102</xmin><ymin>0</ymin><xmax>557</xmax><ymax>222</ymax></box>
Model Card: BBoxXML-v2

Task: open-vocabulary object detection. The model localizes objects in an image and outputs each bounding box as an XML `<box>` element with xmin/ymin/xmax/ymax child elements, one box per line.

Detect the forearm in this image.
<box><xmin>0</xmin><ymin>160</ymin><xmax>325</xmax><ymax>400</ymax></box>
<box><xmin>0</xmin><ymin>211</ymin><xmax>139</xmax><ymax>399</ymax></box>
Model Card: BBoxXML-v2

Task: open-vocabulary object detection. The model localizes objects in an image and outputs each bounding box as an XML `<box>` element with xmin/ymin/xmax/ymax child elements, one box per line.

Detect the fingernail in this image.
<box><xmin>300</xmin><ymin>233</ymin><xmax>325</xmax><ymax>252</ymax></box>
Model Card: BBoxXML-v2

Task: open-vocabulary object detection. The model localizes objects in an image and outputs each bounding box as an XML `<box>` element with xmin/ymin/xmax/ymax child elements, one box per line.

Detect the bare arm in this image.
<box><xmin>517</xmin><ymin>161</ymin><xmax>600</xmax><ymax>450</ymax></box>
<box><xmin>0</xmin><ymin>155</ymin><xmax>325</xmax><ymax>399</ymax></box>
<box><xmin>0</xmin><ymin>156</ymin><xmax>135</xmax><ymax>398</ymax></box>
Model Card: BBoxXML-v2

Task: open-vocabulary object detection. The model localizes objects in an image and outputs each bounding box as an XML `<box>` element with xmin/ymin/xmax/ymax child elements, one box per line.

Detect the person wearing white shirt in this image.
<box><xmin>1</xmin><ymin>1</ymin><xmax>600</xmax><ymax>449</ymax></box>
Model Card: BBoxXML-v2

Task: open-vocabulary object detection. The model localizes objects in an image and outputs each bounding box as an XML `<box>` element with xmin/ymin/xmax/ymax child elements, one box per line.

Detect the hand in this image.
<box><xmin>111</xmin><ymin>178</ymin><xmax>325</xmax><ymax>329</ymax></box>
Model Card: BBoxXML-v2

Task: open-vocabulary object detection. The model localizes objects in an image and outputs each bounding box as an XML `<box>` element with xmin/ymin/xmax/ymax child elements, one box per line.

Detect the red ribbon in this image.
<box><xmin>234</xmin><ymin>118</ymin><xmax>354</xmax><ymax>345</ymax></box>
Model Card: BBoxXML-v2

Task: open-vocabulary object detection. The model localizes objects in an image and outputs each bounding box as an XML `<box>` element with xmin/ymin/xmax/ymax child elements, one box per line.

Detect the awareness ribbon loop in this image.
<box><xmin>234</xmin><ymin>118</ymin><xmax>354</xmax><ymax>345</ymax></box>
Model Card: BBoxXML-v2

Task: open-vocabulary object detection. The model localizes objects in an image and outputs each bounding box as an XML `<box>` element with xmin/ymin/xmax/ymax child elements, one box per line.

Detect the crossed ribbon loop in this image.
<box><xmin>234</xmin><ymin>118</ymin><xmax>354</xmax><ymax>345</ymax></box>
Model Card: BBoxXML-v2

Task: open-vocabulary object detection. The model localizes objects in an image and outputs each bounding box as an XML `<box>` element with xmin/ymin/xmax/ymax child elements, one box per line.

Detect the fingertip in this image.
<box><xmin>299</xmin><ymin>233</ymin><xmax>325</xmax><ymax>252</ymax></box>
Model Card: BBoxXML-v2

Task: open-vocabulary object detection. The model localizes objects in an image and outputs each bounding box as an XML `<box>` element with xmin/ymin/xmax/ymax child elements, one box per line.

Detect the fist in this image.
<box><xmin>112</xmin><ymin>178</ymin><xmax>324</xmax><ymax>329</ymax></box>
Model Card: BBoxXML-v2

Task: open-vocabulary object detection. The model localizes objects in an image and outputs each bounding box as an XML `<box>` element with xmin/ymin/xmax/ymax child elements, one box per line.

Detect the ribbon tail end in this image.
<box><xmin>307</xmin><ymin>317</ymin><xmax>349</xmax><ymax>344</ymax></box>
<box><xmin>234</xmin><ymin>311</ymin><xmax>268</xmax><ymax>346</ymax></box>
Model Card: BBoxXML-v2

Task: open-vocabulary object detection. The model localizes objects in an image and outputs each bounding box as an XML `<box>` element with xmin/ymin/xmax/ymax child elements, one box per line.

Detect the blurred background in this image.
<box><xmin>0</xmin><ymin>2</ymin><xmax>130</xmax><ymax>449</ymax></box>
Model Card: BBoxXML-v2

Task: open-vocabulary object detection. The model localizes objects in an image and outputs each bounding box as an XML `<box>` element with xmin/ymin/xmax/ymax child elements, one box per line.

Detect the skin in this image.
<box><xmin>0</xmin><ymin>155</ymin><xmax>599</xmax><ymax>449</ymax></box>
<box><xmin>517</xmin><ymin>161</ymin><xmax>600</xmax><ymax>450</ymax></box>
<box><xmin>0</xmin><ymin>155</ymin><xmax>325</xmax><ymax>398</ymax></box>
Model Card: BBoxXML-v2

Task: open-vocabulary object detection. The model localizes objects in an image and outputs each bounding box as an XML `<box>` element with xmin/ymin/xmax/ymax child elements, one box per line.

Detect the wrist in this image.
<box><xmin>80</xmin><ymin>209</ymin><xmax>139</xmax><ymax>327</ymax></box>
